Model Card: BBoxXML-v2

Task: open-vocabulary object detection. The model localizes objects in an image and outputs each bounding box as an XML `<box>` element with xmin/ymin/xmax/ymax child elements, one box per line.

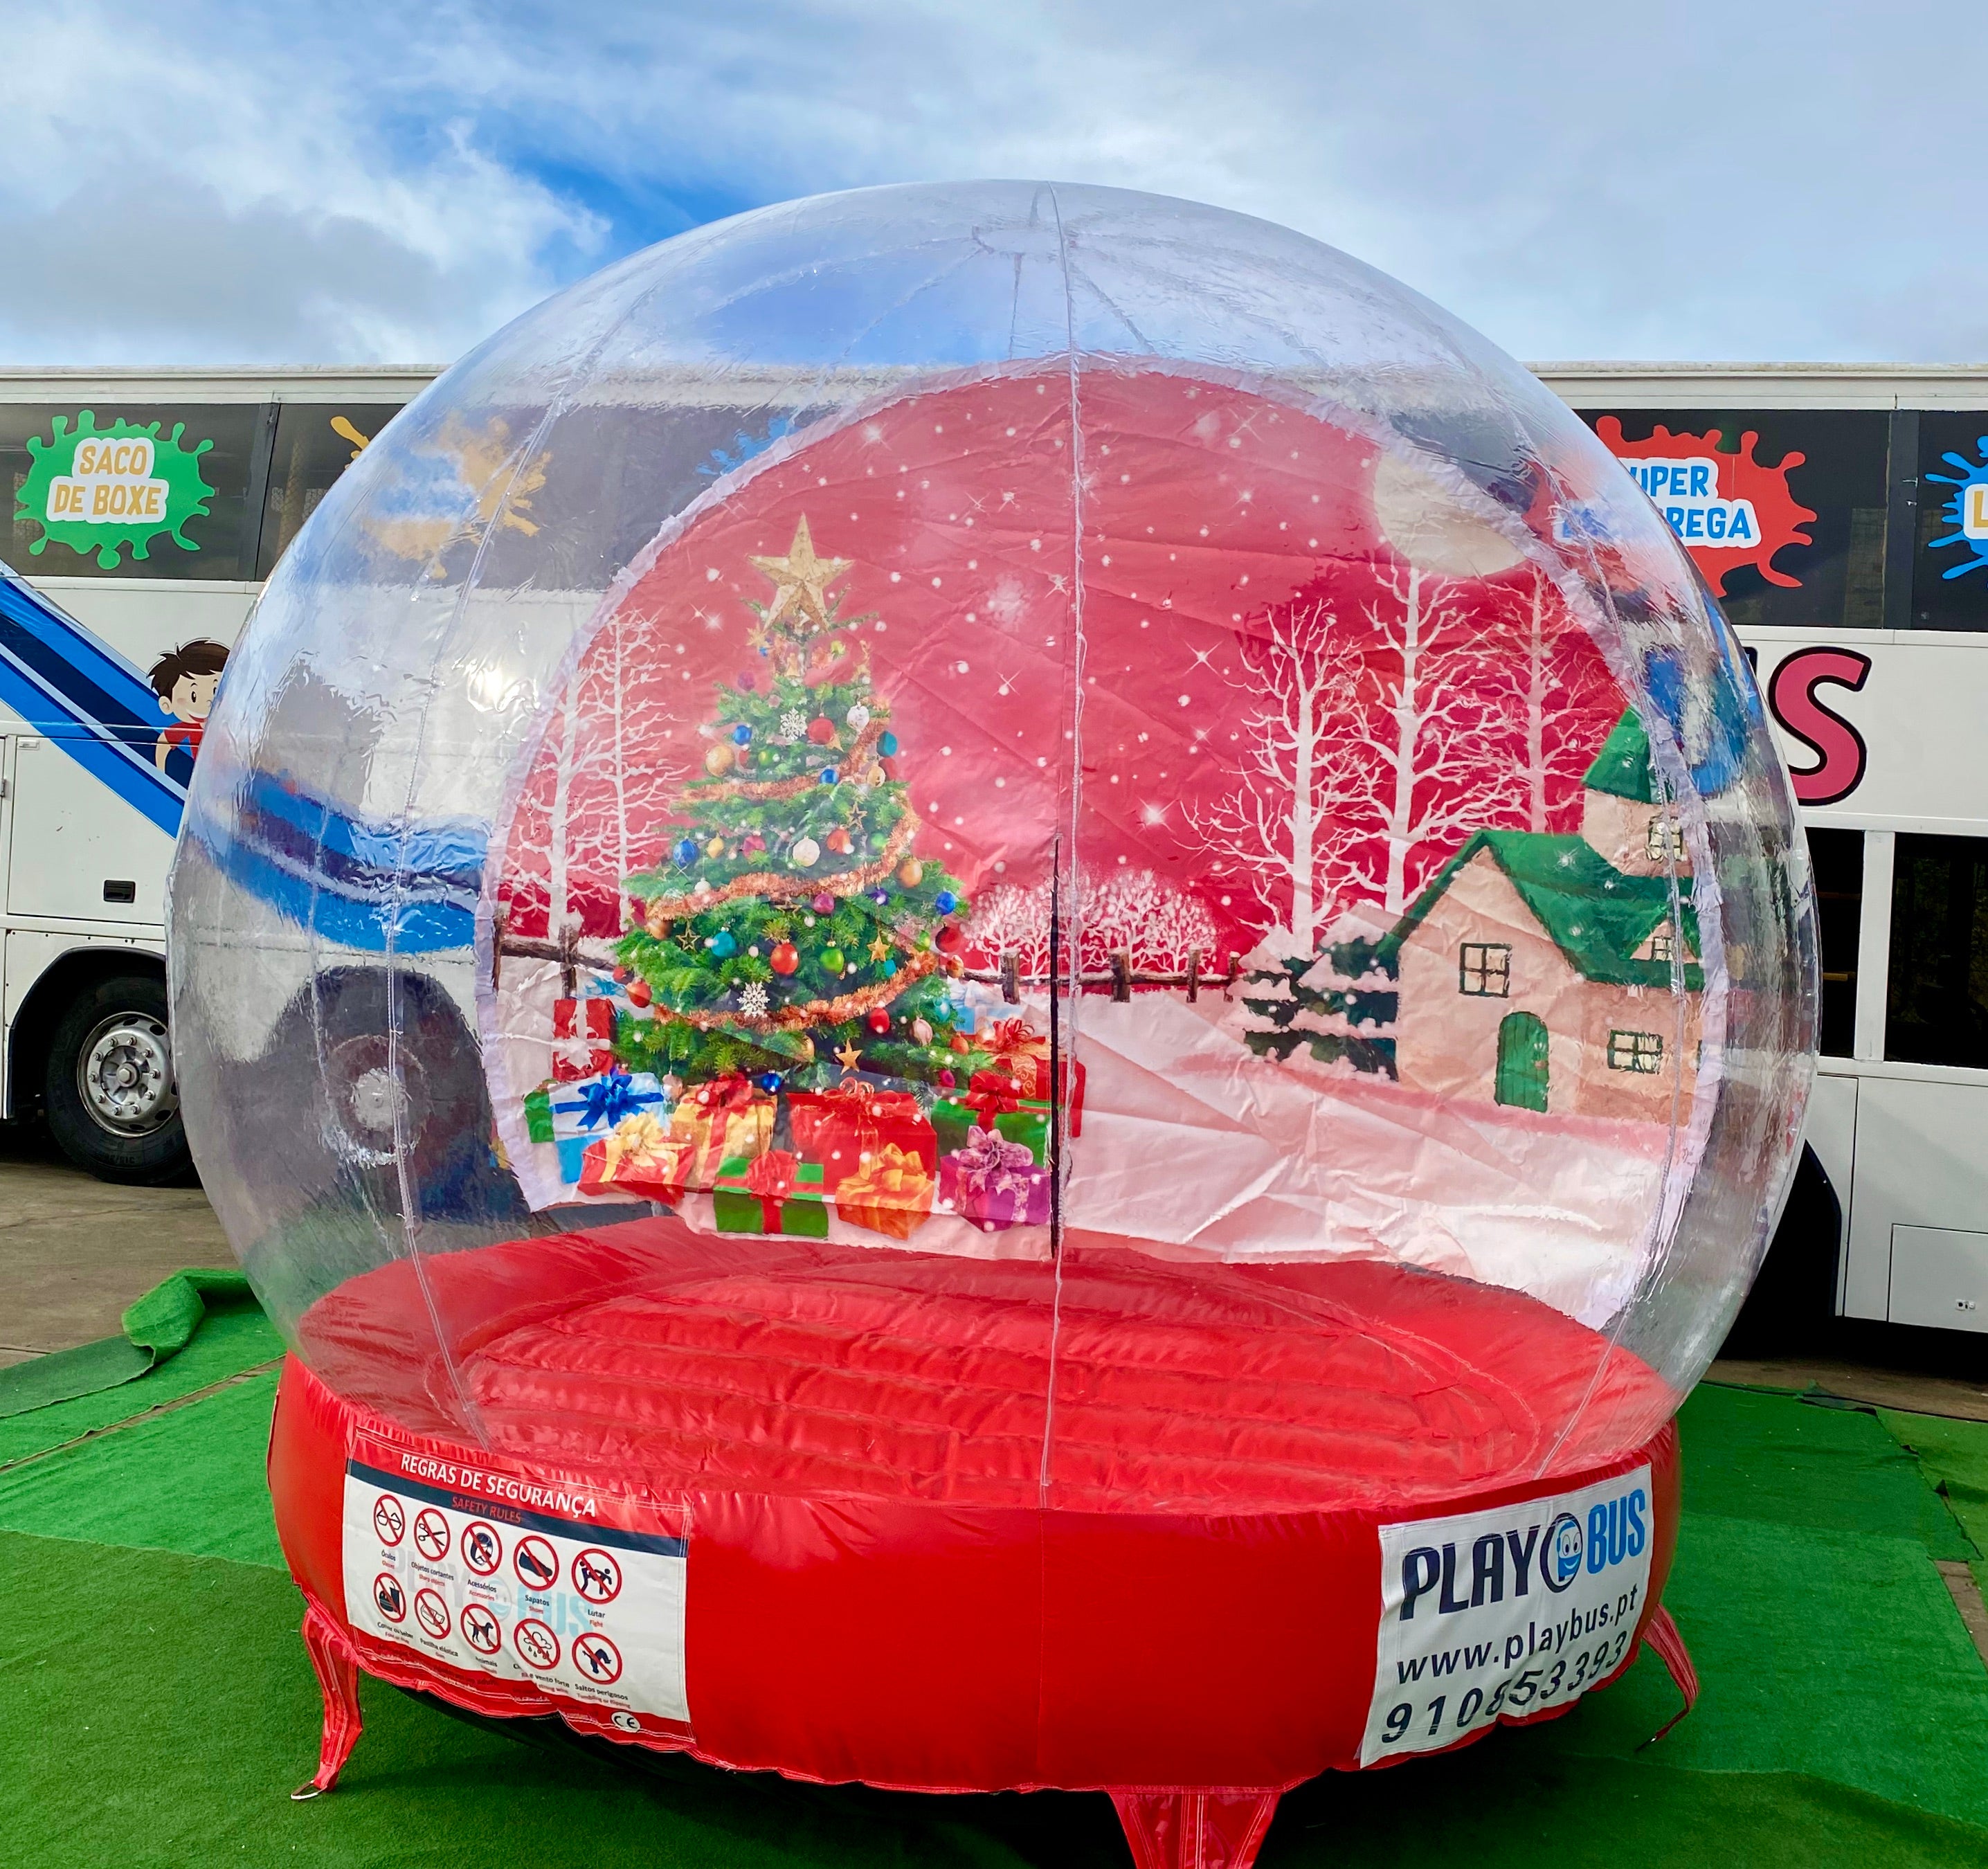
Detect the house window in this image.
<box><xmin>1647</xmin><ymin>926</ymin><xmax>1676</xmax><ymax>963</ymax></box>
<box><xmin>1608</xmin><ymin>1029</ymin><xmax>1665</xmax><ymax>1073</ymax></box>
<box><xmin>1458</xmin><ymin>943</ymin><xmax>1512</xmax><ymax>996</ymax></box>
<box><xmin>1646</xmin><ymin>814</ymin><xmax>1686</xmax><ymax>862</ymax></box>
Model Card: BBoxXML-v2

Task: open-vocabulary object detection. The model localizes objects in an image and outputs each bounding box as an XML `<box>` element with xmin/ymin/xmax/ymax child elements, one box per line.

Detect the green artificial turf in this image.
<box><xmin>3</xmin><ymin>1371</ymin><xmax>1987</xmax><ymax>1866</ymax></box>
<box><xmin>0</xmin><ymin>1299</ymin><xmax>282</xmax><ymax>1468</ymax></box>
<box><xmin>0</xmin><ymin>1267</ymin><xmax>266</xmax><ymax>1420</ymax></box>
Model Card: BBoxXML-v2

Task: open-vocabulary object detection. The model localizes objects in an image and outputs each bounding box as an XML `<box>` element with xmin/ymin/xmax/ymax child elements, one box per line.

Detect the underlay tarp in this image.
<box><xmin>3</xmin><ymin>1375</ymin><xmax>1986</xmax><ymax>1866</ymax></box>
<box><xmin>0</xmin><ymin>1267</ymin><xmax>278</xmax><ymax>1430</ymax></box>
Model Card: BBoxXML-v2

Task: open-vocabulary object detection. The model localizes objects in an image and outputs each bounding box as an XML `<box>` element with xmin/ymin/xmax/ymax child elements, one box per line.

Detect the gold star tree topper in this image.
<box><xmin>750</xmin><ymin>517</ymin><xmax>851</xmax><ymax>634</ymax></box>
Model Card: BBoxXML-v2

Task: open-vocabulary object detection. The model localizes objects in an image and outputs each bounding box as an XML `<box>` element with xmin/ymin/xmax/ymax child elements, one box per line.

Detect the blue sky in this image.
<box><xmin>0</xmin><ymin>0</ymin><xmax>1979</xmax><ymax>368</ymax></box>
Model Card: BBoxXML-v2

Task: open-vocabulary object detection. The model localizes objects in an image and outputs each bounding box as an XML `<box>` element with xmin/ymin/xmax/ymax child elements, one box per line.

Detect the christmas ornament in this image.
<box><xmin>757</xmin><ymin>1072</ymin><xmax>783</xmax><ymax>1092</ymax></box>
<box><xmin>710</xmin><ymin>930</ymin><xmax>738</xmax><ymax>958</ymax></box>
<box><xmin>822</xmin><ymin>946</ymin><xmax>846</xmax><ymax>973</ymax></box>
<box><xmin>671</xmin><ymin>837</ymin><xmax>698</xmax><ymax>867</ymax></box>
<box><xmin>811</xmin><ymin>892</ymin><xmax>835</xmax><ymax>913</ymax></box>
<box><xmin>934</xmin><ymin>921</ymin><xmax>965</xmax><ymax>955</ymax></box>
<box><xmin>833</xmin><ymin>1040</ymin><xmax>862</xmax><ymax>1072</ymax></box>
<box><xmin>737</xmin><ymin>982</ymin><xmax>769</xmax><ymax>1018</ymax></box>
<box><xmin>937</xmin><ymin>1069</ymin><xmax>957</xmax><ymax>1090</ymax></box>
<box><xmin>949</xmin><ymin>1031</ymin><xmax>970</xmax><ymax>1054</ymax></box>
<box><xmin>897</xmin><ymin>858</ymin><xmax>924</xmax><ymax>888</ymax></box>
<box><xmin>741</xmin><ymin>831</ymin><xmax>766</xmax><ymax>856</ymax></box>
<box><xmin>736</xmin><ymin>671</ymin><xmax>755</xmax><ymax>691</ymax></box>
<box><xmin>825</xmin><ymin>826</ymin><xmax>852</xmax><ymax>855</ymax></box>
<box><xmin>626</xmin><ymin>979</ymin><xmax>653</xmax><ymax>1009</ymax></box>
<box><xmin>732</xmin><ymin>723</ymin><xmax>752</xmax><ymax>745</ymax></box>
<box><xmin>933</xmin><ymin>890</ymin><xmax>957</xmax><ymax>914</ymax></box>
<box><xmin>878</xmin><ymin>731</ymin><xmax>899</xmax><ymax>756</ymax></box>
<box><xmin>846</xmin><ymin>703</ymin><xmax>871</xmax><ymax>729</ymax></box>
<box><xmin>807</xmin><ymin>716</ymin><xmax>835</xmax><ymax>745</ymax></box>
<box><xmin>780</xmin><ymin>708</ymin><xmax>806</xmax><ymax>741</ymax></box>
<box><xmin>791</xmin><ymin>837</ymin><xmax>821</xmax><ymax>867</ymax></box>
<box><xmin>704</xmin><ymin>743</ymin><xmax>734</xmax><ymax>776</ymax></box>
<box><xmin>869</xmin><ymin>887</ymin><xmax>890</xmax><ymax>905</ymax></box>
<box><xmin>612</xmin><ymin>966</ymin><xmax>629</xmax><ymax>982</ymax></box>
<box><xmin>705</xmin><ymin>836</ymin><xmax>725</xmax><ymax>858</ymax></box>
<box><xmin>770</xmin><ymin>940</ymin><xmax>799</xmax><ymax>975</ymax></box>
<box><xmin>819</xmin><ymin>767</ymin><xmax>838</xmax><ymax>786</ymax></box>
<box><xmin>869</xmin><ymin>934</ymin><xmax>892</xmax><ymax>961</ymax></box>
<box><xmin>866</xmin><ymin>1008</ymin><xmax>891</xmax><ymax>1035</ymax></box>
<box><xmin>912</xmin><ymin>1018</ymin><xmax>933</xmax><ymax>1046</ymax></box>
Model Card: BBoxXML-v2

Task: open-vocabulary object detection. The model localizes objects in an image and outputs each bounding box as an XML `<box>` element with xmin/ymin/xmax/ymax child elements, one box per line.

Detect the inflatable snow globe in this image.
<box><xmin>168</xmin><ymin>182</ymin><xmax>1816</xmax><ymax>1865</ymax></box>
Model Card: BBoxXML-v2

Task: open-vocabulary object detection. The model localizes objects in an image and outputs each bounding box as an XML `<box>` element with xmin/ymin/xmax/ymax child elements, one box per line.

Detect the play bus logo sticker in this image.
<box><xmin>16</xmin><ymin>410</ymin><xmax>216</xmax><ymax>570</ymax></box>
<box><xmin>1590</xmin><ymin>417</ymin><xmax>1816</xmax><ymax>595</ymax></box>
<box><xmin>1361</xmin><ymin>1465</ymin><xmax>1654</xmax><ymax>1764</ymax></box>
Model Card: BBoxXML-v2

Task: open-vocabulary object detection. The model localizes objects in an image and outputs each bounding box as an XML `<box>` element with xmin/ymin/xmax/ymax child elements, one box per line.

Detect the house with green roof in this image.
<box><xmin>1379</xmin><ymin>711</ymin><xmax>1701</xmax><ymax>1123</ymax></box>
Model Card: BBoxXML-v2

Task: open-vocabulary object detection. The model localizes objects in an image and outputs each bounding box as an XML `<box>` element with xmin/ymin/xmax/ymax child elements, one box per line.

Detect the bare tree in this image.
<box><xmin>966</xmin><ymin>878</ymin><xmax>1051</xmax><ymax>976</ymax></box>
<box><xmin>1186</xmin><ymin>596</ymin><xmax>1370</xmax><ymax>947</ymax></box>
<box><xmin>1348</xmin><ymin>562</ymin><xmax>1530</xmax><ymax>915</ymax></box>
<box><xmin>1080</xmin><ymin>869</ymin><xmax>1221</xmax><ymax>972</ymax></box>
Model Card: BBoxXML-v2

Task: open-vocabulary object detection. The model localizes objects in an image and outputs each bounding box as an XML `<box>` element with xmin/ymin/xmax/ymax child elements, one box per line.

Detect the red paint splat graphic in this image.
<box><xmin>1594</xmin><ymin>417</ymin><xmax>1816</xmax><ymax>595</ymax></box>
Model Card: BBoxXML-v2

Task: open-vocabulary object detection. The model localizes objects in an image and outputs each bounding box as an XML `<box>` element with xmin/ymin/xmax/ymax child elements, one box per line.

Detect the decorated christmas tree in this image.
<box><xmin>614</xmin><ymin>519</ymin><xmax>974</xmax><ymax>1095</ymax></box>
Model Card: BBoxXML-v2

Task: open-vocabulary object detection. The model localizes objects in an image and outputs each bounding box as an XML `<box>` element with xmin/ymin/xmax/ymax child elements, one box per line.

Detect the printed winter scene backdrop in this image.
<box><xmin>483</xmin><ymin>365</ymin><xmax>1706</xmax><ymax>1325</ymax></box>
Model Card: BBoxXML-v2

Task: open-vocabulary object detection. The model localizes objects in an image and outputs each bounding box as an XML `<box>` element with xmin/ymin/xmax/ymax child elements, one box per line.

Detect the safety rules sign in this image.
<box><xmin>1360</xmin><ymin>1465</ymin><xmax>1654</xmax><ymax>1764</ymax></box>
<box><xmin>342</xmin><ymin>1432</ymin><xmax>689</xmax><ymax>1735</ymax></box>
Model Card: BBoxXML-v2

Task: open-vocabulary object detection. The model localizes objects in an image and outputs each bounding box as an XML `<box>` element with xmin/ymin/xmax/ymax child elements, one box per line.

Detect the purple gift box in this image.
<box><xmin>938</xmin><ymin>1130</ymin><xmax>1050</xmax><ymax>1232</ymax></box>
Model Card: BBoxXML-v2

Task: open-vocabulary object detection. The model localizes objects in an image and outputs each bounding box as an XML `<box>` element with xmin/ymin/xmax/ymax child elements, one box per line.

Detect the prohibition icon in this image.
<box><xmin>514</xmin><ymin>1617</ymin><xmax>561</xmax><ymax>1672</ymax></box>
<box><xmin>513</xmin><ymin>1535</ymin><xmax>559</xmax><ymax>1591</ymax></box>
<box><xmin>572</xmin><ymin>1632</ymin><xmax>623</xmax><ymax>1685</ymax></box>
<box><xmin>462</xmin><ymin>1521</ymin><xmax>503</xmax><ymax>1576</ymax></box>
<box><xmin>372</xmin><ymin>1573</ymin><xmax>407</xmax><ymax>1624</ymax></box>
<box><xmin>414</xmin><ymin>1588</ymin><xmax>451</xmax><ymax>1641</ymax></box>
<box><xmin>572</xmin><ymin>1547</ymin><xmax>622</xmax><ymax>1604</ymax></box>
<box><xmin>462</xmin><ymin>1602</ymin><xmax>503</xmax><ymax>1656</ymax></box>
<box><xmin>413</xmin><ymin>1508</ymin><xmax>451</xmax><ymax>1562</ymax></box>
<box><xmin>372</xmin><ymin>1495</ymin><xmax>405</xmax><ymax>1546</ymax></box>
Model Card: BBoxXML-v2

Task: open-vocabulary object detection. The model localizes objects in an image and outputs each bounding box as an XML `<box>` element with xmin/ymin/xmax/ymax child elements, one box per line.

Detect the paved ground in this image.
<box><xmin>0</xmin><ymin>1124</ymin><xmax>231</xmax><ymax>1367</ymax></box>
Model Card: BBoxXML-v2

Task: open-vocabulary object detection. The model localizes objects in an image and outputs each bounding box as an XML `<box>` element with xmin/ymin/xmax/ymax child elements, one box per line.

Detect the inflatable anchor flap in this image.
<box><xmin>295</xmin><ymin>1600</ymin><xmax>364</xmax><ymax>1798</ymax></box>
<box><xmin>1638</xmin><ymin>1603</ymin><xmax>1699</xmax><ymax>1746</ymax></box>
<box><xmin>1110</xmin><ymin>1789</ymin><xmax>1281</xmax><ymax>1869</ymax></box>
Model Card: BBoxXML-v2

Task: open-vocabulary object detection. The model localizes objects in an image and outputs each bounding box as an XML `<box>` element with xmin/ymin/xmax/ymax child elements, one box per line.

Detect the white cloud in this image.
<box><xmin>0</xmin><ymin>0</ymin><xmax>1980</xmax><ymax>365</ymax></box>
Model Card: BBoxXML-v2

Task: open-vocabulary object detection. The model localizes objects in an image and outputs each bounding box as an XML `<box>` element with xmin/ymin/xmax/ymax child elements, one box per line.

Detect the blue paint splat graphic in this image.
<box><xmin>1925</xmin><ymin>436</ymin><xmax>1988</xmax><ymax>581</ymax></box>
<box><xmin>698</xmin><ymin>416</ymin><xmax>799</xmax><ymax>481</ymax></box>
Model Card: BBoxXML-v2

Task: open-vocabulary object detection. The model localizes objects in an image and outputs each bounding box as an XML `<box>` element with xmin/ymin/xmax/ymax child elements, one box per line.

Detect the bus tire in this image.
<box><xmin>43</xmin><ymin>974</ymin><xmax>193</xmax><ymax>1185</ymax></box>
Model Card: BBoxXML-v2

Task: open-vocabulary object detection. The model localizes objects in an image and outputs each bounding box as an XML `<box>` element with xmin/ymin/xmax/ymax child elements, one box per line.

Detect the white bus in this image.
<box><xmin>4</xmin><ymin>363</ymin><xmax>1982</xmax><ymax>1355</ymax></box>
<box><xmin>0</xmin><ymin>368</ymin><xmax>428</xmax><ymax>1179</ymax></box>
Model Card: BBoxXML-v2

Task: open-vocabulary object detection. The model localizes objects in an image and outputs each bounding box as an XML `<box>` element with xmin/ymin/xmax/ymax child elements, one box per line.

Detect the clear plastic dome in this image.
<box><xmin>169</xmin><ymin>181</ymin><xmax>1816</xmax><ymax>1510</ymax></box>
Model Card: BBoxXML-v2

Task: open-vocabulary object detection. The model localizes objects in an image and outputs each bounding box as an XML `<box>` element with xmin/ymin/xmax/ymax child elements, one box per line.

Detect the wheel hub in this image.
<box><xmin>79</xmin><ymin>1013</ymin><xmax>178</xmax><ymax>1136</ymax></box>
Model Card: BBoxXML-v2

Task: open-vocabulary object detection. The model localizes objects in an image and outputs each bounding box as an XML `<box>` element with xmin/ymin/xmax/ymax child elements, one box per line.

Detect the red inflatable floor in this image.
<box><xmin>296</xmin><ymin>1219</ymin><xmax>1674</xmax><ymax>1512</ymax></box>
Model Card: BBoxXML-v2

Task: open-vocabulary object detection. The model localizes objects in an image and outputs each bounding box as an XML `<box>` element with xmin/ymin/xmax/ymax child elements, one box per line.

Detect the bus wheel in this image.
<box><xmin>44</xmin><ymin>975</ymin><xmax>192</xmax><ymax>1185</ymax></box>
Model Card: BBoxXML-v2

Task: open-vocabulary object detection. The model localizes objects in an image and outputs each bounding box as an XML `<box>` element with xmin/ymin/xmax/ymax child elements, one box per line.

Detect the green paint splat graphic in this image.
<box><xmin>15</xmin><ymin>410</ymin><xmax>217</xmax><ymax>570</ymax></box>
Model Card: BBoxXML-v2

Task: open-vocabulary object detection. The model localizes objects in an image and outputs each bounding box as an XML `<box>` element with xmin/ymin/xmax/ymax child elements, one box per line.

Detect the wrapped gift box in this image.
<box><xmin>833</xmin><ymin>1142</ymin><xmax>934</xmax><ymax>1240</ymax></box>
<box><xmin>788</xmin><ymin>1084</ymin><xmax>937</xmax><ymax>1189</ymax></box>
<box><xmin>523</xmin><ymin>1080</ymin><xmax>555</xmax><ymax>1145</ymax></box>
<box><xmin>982</xmin><ymin>1015</ymin><xmax>1051</xmax><ymax>1101</ymax></box>
<box><xmin>552</xmin><ymin>995</ymin><xmax>615</xmax><ymax>1083</ymax></box>
<box><xmin>669</xmin><ymin>1075</ymin><xmax>775</xmax><ymax>1187</ymax></box>
<box><xmin>938</xmin><ymin>1130</ymin><xmax>1051</xmax><ymax>1233</ymax></box>
<box><xmin>713</xmin><ymin>1150</ymin><xmax>829</xmax><ymax>1238</ymax></box>
<box><xmin>933</xmin><ymin>1068</ymin><xmax>1049</xmax><ymax>1164</ymax></box>
<box><xmin>550</xmin><ymin>1069</ymin><xmax>667</xmax><ymax>1184</ymax></box>
<box><xmin>577</xmin><ymin>1113</ymin><xmax>695</xmax><ymax>1203</ymax></box>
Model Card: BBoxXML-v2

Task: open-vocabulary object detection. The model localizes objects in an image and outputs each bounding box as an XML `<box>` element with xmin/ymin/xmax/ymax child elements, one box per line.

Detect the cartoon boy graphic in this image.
<box><xmin>149</xmin><ymin>639</ymin><xmax>228</xmax><ymax>771</ymax></box>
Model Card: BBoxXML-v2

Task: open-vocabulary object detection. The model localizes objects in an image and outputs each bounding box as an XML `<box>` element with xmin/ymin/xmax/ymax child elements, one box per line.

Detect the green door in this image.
<box><xmin>1495</xmin><ymin>1011</ymin><xmax>1549</xmax><ymax>1112</ymax></box>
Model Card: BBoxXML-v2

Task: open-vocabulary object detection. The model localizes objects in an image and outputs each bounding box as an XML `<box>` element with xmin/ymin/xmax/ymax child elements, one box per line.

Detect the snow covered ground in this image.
<box><xmin>1065</xmin><ymin>991</ymin><xmax>1675</xmax><ymax>1328</ymax></box>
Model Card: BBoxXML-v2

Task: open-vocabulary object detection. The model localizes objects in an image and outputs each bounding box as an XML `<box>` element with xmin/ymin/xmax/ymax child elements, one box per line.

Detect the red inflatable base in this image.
<box><xmin>269</xmin><ymin>1223</ymin><xmax>1687</xmax><ymax>1866</ymax></box>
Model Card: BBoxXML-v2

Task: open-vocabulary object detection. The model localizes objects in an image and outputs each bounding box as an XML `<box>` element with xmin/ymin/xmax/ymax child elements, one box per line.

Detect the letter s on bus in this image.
<box><xmin>1768</xmin><ymin>648</ymin><xmax>1871</xmax><ymax>806</ymax></box>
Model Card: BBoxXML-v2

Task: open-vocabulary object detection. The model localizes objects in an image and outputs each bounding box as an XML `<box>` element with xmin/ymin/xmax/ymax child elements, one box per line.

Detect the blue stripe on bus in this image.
<box><xmin>0</xmin><ymin>568</ymin><xmax>188</xmax><ymax>836</ymax></box>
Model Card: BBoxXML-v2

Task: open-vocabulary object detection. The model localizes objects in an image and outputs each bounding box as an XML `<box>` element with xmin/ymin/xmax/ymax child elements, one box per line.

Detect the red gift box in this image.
<box><xmin>977</xmin><ymin>1019</ymin><xmax>1086</xmax><ymax>1135</ymax></box>
<box><xmin>788</xmin><ymin>1084</ymin><xmax>937</xmax><ymax>1189</ymax></box>
<box><xmin>552</xmin><ymin>996</ymin><xmax>614</xmax><ymax>1083</ymax></box>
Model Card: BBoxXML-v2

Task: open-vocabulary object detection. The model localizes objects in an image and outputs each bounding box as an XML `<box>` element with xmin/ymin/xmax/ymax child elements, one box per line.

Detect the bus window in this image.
<box><xmin>256</xmin><ymin>404</ymin><xmax>409</xmax><ymax>577</ymax></box>
<box><xmin>1</xmin><ymin>402</ymin><xmax>262</xmax><ymax>579</ymax></box>
<box><xmin>1807</xmin><ymin>827</ymin><xmax>1862</xmax><ymax>1057</ymax></box>
<box><xmin>1885</xmin><ymin>833</ymin><xmax>1988</xmax><ymax>1069</ymax></box>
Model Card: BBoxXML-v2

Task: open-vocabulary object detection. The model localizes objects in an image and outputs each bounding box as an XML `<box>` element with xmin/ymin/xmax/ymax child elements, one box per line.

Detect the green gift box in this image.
<box><xmin>932</xmin><ymin>1099</ymin><xmax>1049</xmax><ymax>1166</ymax></box>
<box><xmin>523</xmin><ymin>1081</ymin><xmax>554</xmax><ymax>1144</ymax></box>
<box><xmin>712</xmin><ymin>1153</ymin><xmax>829</xmax><ymax>1238</ymax></box>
